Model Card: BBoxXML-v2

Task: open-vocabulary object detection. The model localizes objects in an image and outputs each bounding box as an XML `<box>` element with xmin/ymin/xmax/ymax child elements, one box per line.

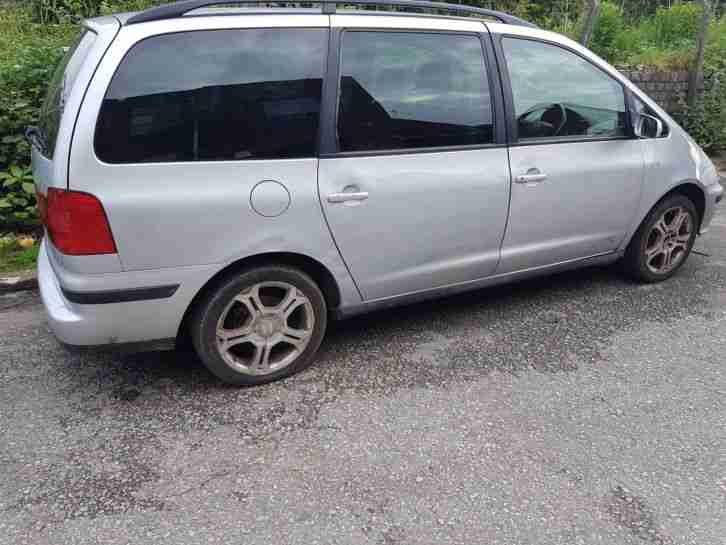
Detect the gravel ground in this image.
<box><xmin>1</xmin><ymin>209</ymin><xmax>725</xmax><ymax>545</ymax></box>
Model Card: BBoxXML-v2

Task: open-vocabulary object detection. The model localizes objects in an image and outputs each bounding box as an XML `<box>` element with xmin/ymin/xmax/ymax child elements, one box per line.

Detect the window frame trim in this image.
<box><xmin>493</xmin><ymin>33</ymin><xmax>635</xmax><ymax>146</ymax></box>
<box><xmin>319</xmin><ymin>27</ymin><xmax>505</xmax><ymax>158</ymax></box>
<box><xmin>92</xmin><ymin>26</ymin><xmax>330</xmax><ymax>166</ymax></box>
<box><xmin>39</xmin><ymin>26</ymin><xmax>101</xmax><ymax>162</ymax></box>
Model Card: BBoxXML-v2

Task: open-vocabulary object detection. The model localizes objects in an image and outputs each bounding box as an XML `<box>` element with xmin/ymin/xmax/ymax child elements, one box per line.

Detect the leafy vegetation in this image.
<box><xmin>0</xmin><ymin>165</ymin><xmax>38</xmax><ymax>229</ymax></box>
<box><xmin>679</xmin><ymin>13</ymin><xmax>726</xmax><ymax>153</ymax></box>
<box><xmin>29</xmin><ymin>0</ymin><xmax>161</xmax><ymax>23</ymax></box>
<box><xmin>584</xmin><ymin>1</ymin><xmax>703</xmax><ymax>69</ymax></box>
<box><xmin>679</xmin><ymin>76</ymin><xmax>726</xmax><ymax>151</ymax></box>
<box><xmin>0</xmin><ymin>4</ymin><xmax>77</xmax><ymax>231</ymax></box>
<box><xmin>0</xmin><ymin>235</ymin><xmax>39</xmax><ymax>273</ymax></box>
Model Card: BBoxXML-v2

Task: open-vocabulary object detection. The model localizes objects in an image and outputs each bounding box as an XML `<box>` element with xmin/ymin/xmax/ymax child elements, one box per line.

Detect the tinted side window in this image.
<box><xmin>338</xmin><ymin>32</ymin><xmax>494</xmax><ymax>152</ymax></box>
<box><xmin>502</xmin><ymin>38</ymin><xmax>627</xmax><ymax>141</ymax></box>
<box><xmin>39</xmin><ymin>29</ymin><xmax>97</xmax><ymax>158</ymax></box>
<box><xmin>95</xmin><ymin>29</ymin><xmax>327</xmax><ymax>163</ymax></box>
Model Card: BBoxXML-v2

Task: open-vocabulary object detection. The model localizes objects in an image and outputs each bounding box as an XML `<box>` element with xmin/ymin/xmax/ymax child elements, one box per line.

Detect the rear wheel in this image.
<box><xmin>623</xmin><ymin>194</ymin><xmax>698</xmax><ymax>283</ymax></box>
<box><xmin>191</xmin><ymin>266</ymin><xmax>327</xmax><ymax>386</ymax></box>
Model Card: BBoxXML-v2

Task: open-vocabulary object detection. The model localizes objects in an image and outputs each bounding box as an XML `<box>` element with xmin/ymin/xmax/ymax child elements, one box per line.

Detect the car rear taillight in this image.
<box><xmin>45</xmin><ymin>188</ymin><xmax>116</xmax><ymax>255</ymax></box>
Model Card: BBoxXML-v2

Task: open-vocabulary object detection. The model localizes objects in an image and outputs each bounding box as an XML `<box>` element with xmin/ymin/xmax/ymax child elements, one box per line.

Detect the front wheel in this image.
<box><xmin>623</xmin><ymin>194</ymin><xmax>698</xmax><ymax>283</ymax></box>
<box><xmin>191</xmin><ymin>266</ymin><xmax>327</xmax><ymax>386</ymax></box>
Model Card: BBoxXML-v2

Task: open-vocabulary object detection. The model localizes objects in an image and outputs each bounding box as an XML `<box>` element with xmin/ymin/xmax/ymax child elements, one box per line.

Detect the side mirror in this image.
<box><xmin>634</xmin><ymin>114</ymin><xmax>664</xmax><ymax>139</ymax></box>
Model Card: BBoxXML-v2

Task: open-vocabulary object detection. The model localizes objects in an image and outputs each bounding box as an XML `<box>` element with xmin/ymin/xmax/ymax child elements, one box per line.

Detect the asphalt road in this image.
<box><xmin>2</xmin><ymin>210</ymin><xmax>726</xmax><ymax>545</ymax></box>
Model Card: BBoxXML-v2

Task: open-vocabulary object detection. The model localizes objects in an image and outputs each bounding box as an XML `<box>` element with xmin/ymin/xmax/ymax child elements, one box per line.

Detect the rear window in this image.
<box><xmin>38</xmin><ymin>29</ymin><xmax>97</xmax><ymax>158</ymax></box>
<box><xmin>94</xmin><ymin>29</ymin><xmax>327</xmax><ymax>164</ymax></box>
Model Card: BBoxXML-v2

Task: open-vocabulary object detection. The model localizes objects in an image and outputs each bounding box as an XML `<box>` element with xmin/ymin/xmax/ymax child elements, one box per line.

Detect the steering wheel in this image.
<box><xmin>518</xmin><ymin>102</ymin><xmax>568</xmax><ymax>138</ymax></box>
<box><xmin>542</xmin><ymin>103</ymin><xmax>567</xmax><ymax>136</ymax></box>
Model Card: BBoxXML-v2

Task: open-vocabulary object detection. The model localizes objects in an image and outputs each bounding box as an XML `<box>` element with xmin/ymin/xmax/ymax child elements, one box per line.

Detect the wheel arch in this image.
<box><xmin>630</xmin><ymin>181</ymin><xmax>706</xmax><ymax>241</ymax></box>
<box><xmin>176</xmin><ymin>252</ymin><xmax>342</xmax><ymax>343</ymax></box>
<box><xmin>620</xmin><ymin>180</ymin><xmax>705</xmax><ymax>282</ymax></box>
<box><xmin>657</xmin><ymin>182</ymin><xmax>706</xmax><ymax>232</ymax></box>
<box><xmin>621</xmin><ymin>180</ymin><xmax>706</xmax><ymax>257</ymax></box>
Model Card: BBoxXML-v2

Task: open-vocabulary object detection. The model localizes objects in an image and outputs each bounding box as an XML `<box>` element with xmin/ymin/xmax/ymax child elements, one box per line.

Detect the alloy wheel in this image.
<box><xmin>215</xmin><ymin>281</ymin><xmax>315</xmax><ymax>375</ymax></box>
<box><xmin>644</xmin><ymin>206</ymin><xmax>693</xmax><ymax>275</ymax></box>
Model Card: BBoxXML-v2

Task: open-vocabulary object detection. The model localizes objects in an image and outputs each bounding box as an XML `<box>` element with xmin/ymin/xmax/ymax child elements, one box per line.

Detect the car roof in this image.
<box><xmin>121</xmin><ymin>1</ymin><xmax>537</xmax><ymax>27</ymax></box>
<box><xmin>105</xmin><ymin>5</ymin><xmax>577</xmax><ymax>57</ymax></box>
<box><xmin>105</xmin><ymin>6</ymin><xmax>564</xmax><ymax>52</ymax></box>
<box><xmin>112</xmin><ymin>7</ymin><xmax>320</xmax><ymax>24</ymax></box>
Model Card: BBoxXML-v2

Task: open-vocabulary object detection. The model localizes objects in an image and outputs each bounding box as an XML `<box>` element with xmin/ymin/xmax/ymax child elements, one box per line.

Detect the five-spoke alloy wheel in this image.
<box><xmin>644</xmin><ymin>206</ymin><xmax>693</xmax><ymax>275</ymax></box>
<box><xmin>192</xmin><ymin>266</ymin><xmax>327</xmax><ymax>385</ymax></box>
<box><xmin>624</xmin><ymin>194</ymin><xmax>698</xmax><ymax>283</ymax></box>
<box><xmin>216</xmin><ymin>281</ymin><xmax>314</xmax><ymax>376</ymax></box>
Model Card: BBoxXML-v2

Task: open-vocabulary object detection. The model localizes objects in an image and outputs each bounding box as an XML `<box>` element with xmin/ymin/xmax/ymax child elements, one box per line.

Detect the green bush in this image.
<box><xmin>588</xmin><ymin>1</ymin><xmax>627</xmax><ymax>61</ymax></box>
<box><xmin>679</xmin><ymin>70</ymin><xmax>726</xmax><ymax>153</ymax></box>
<box><xmin>30</xmin><ymin>0</ymin><xmax>101</xmax><ymax>24</ymax></box>
<box><xmin>0</xmin><ymin>6</ymin><xmax>75</xmax><ymax>167</ymax></box>
<box><xmin>626</xmin><ymin>45</ymin><xmax>695</xmax><ymax>70</ymax></box>
<box><xmin>643</xmin><ymin>2</ymin><xmax>703</xmax><ymax>49</ymax></box>
<box><xmin>0</xmin><ymin>45</ymin><xmax>67</xmax><ymax>168</ymax></box>
<box><xmin>99</xmin><ymin>0</ymin><xmax>163</xmax><ymax>14</ymax></box>
<box><xmin>0</xmin><ymin>165</ymin><xmax>38</xmax><ymax>229</ymax></box>
<box><xmin>591</xmin><ymin>2</ymin><xmax>706</xmax><ymax>70</ymax></box>
<box><xmin>29</xmin><ymin>0</ymin><xmax>165</xmax><ymax>23</ymax></box>
<box><xmin>705</xmin><ymin>15</ymin><xmax>726</xmax><ymax>74</ymax></box>
<box><xmin>611</xmin><ymin>25</ymin><xmax>648</xmax><ymax>61</ymax></box>
<box><xmin>0</xmin><ymin>5</ymin><xmax>76</xmax><ymax>230</ymax></box>
<box><xmin>676</xmin><ymin>12</ymin><xmax>726</xmax><ymax>153</ymax></box>
<box><xmin>569</xmin><ymin>2</ymin><xmax>702</xmax><ymax>70</ymax></box>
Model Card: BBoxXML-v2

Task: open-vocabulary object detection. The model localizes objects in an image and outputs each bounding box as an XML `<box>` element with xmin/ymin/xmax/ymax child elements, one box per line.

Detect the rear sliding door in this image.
<box><xmin>319</xmin><ymin>19</ymin><xmax>511</xmax><ymax>301</ymax></box>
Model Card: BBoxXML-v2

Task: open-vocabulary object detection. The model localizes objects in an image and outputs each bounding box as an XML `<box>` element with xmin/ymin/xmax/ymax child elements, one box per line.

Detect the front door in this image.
<box><xmin>319</xmin><ymin>27</ymin><xmax>510</xmax><ymax>301</ymax></box>
<box><xmin>497</xmin><ymin>36</ymin><xmax>645</xmax><ymax>273</ymax></box>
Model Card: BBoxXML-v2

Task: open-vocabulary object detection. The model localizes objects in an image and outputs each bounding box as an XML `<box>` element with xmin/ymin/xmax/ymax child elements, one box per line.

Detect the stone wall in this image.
<box><xmin>617</xmin><ymin>68</ymin><xmax>702</xmax><ymax>113</ymax></box>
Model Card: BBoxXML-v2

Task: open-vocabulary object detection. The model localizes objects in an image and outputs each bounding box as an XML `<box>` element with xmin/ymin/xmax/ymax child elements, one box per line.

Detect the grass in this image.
<box><xmin>0</xmin><ymin>239</ymin><xmax>38</xmax><ymax>274</ymax></box>
<box><xmin>0</xmin><ymin>5</ymin><xmax>77</xmax><ymax>65</ymax></box>
<box><xmin>625</xmin><ymin>47</ymin><xmax>695</xmax><ymax>70</ymax></box>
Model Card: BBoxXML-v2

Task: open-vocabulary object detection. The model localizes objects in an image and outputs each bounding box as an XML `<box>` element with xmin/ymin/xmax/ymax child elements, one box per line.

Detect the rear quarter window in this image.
<box><xmin>38</xmin><ymin>29</ymin><xmax>97</xmax><ymax>158</ymax></box>
<box><xmin>94</xmin><ymin>28</ymin><xmax>328</xmax><ymax>164</ymax></box>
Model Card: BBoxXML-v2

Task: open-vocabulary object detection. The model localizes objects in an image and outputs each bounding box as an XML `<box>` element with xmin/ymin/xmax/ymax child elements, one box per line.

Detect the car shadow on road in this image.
<box><xmin>15</xmin><ymin>254</ymin><xmax>716</xmax><ymax>464</ymax></box>
<box><xmin>329</xmin><ymin>264</ymin><xmax>630</xmax><ymax>335</ymax></box>
<box><xmin>101</xmin><ymin>255</ymin><xmax>716</xmax><ymax>397</ymax></box>
<box><xmin>63</xmin><ymin>264</ymin><xmax>607</xmax><ymax>404</ymax></box>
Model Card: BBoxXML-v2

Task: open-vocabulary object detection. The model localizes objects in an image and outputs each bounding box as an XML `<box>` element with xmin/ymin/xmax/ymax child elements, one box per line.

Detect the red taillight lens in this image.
<box><xmin>46</xmin><ymin>188</ymin><xmax>116</xmax><ymax>255</ymax></box>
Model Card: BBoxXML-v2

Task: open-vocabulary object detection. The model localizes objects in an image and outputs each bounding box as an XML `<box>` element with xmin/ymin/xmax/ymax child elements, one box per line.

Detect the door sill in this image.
<box><xmin>333</xmin><ymin>251</ymin><xmax>619</xmax><ymax>319</ymax></box>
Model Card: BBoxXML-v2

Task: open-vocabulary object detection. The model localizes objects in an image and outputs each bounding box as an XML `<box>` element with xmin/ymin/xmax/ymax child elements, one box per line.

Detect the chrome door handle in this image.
<box><xmin>327</xmin><ymin>191</ymin><xmax>369</xmax><ymax>203</ymax></box>
<box><xmin>515</xmin><ymin>170</ymin><xmax>548</xmax><ymax>184</ymax></box>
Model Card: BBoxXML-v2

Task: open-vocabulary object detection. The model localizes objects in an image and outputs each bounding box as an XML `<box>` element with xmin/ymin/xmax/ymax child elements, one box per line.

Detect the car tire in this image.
<box><xmin>622</xmin><ymin>194</ymin><xmax>698</xmax><ymax>283</ymax></box>
<box><xmin>191</xmin><ymin>266</ymin><xmax>327</xmax><ymax>386</ymax></box>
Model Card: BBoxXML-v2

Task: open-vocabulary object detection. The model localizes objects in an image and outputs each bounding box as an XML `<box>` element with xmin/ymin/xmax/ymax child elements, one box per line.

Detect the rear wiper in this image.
<box><xmin>24</xmin><ymin>126</ymin><xmax>47</xmax><ymax>154</ymax></box>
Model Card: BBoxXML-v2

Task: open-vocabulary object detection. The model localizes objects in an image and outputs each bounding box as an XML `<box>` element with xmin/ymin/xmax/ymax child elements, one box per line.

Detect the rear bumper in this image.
<box><xmin>38</xmin><ymin>240</ymin><xmax>216</xmax><ymax>346</ymax></box>
<box><xmin>38</xmin><ymin>241</ymin><xmax>87</xmax><ymax>345</ymax></box>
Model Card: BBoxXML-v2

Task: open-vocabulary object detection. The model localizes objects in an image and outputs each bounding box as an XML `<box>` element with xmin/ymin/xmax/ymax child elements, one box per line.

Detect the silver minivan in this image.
<box><xmin>30</xmin><ymin>0</ymin><xmax>723</xmax><ymax>385</ymax></box>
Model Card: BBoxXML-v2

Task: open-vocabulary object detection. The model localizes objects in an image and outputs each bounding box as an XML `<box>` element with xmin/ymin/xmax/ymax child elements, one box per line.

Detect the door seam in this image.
<box><xmin>315</xmin><ymin>160</ymin><xmax>364</xmax><ymax>303</ymax></box>
<box><xmin>485</xmin><ymin>27</ymin><xmax>514</xmax><ymax>275</ymax></box>
<box><xmin>316</xmin><ymin>18</ymin><xmax>364</xmax><ymax>302</ymax></box>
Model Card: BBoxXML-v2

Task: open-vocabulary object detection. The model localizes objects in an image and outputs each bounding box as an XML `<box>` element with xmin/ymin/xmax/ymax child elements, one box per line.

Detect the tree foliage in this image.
<box><xmin>579</xmin><ymin>0</ymin><xmax>601</xmax><ymax>45</ymax></box>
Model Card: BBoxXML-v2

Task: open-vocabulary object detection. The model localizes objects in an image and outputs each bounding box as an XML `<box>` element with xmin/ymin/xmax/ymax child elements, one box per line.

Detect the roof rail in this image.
<box><xmin>126</xmin><ymin>0</ymin><xmax>538</xmax><ymax>28</ymax></box>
